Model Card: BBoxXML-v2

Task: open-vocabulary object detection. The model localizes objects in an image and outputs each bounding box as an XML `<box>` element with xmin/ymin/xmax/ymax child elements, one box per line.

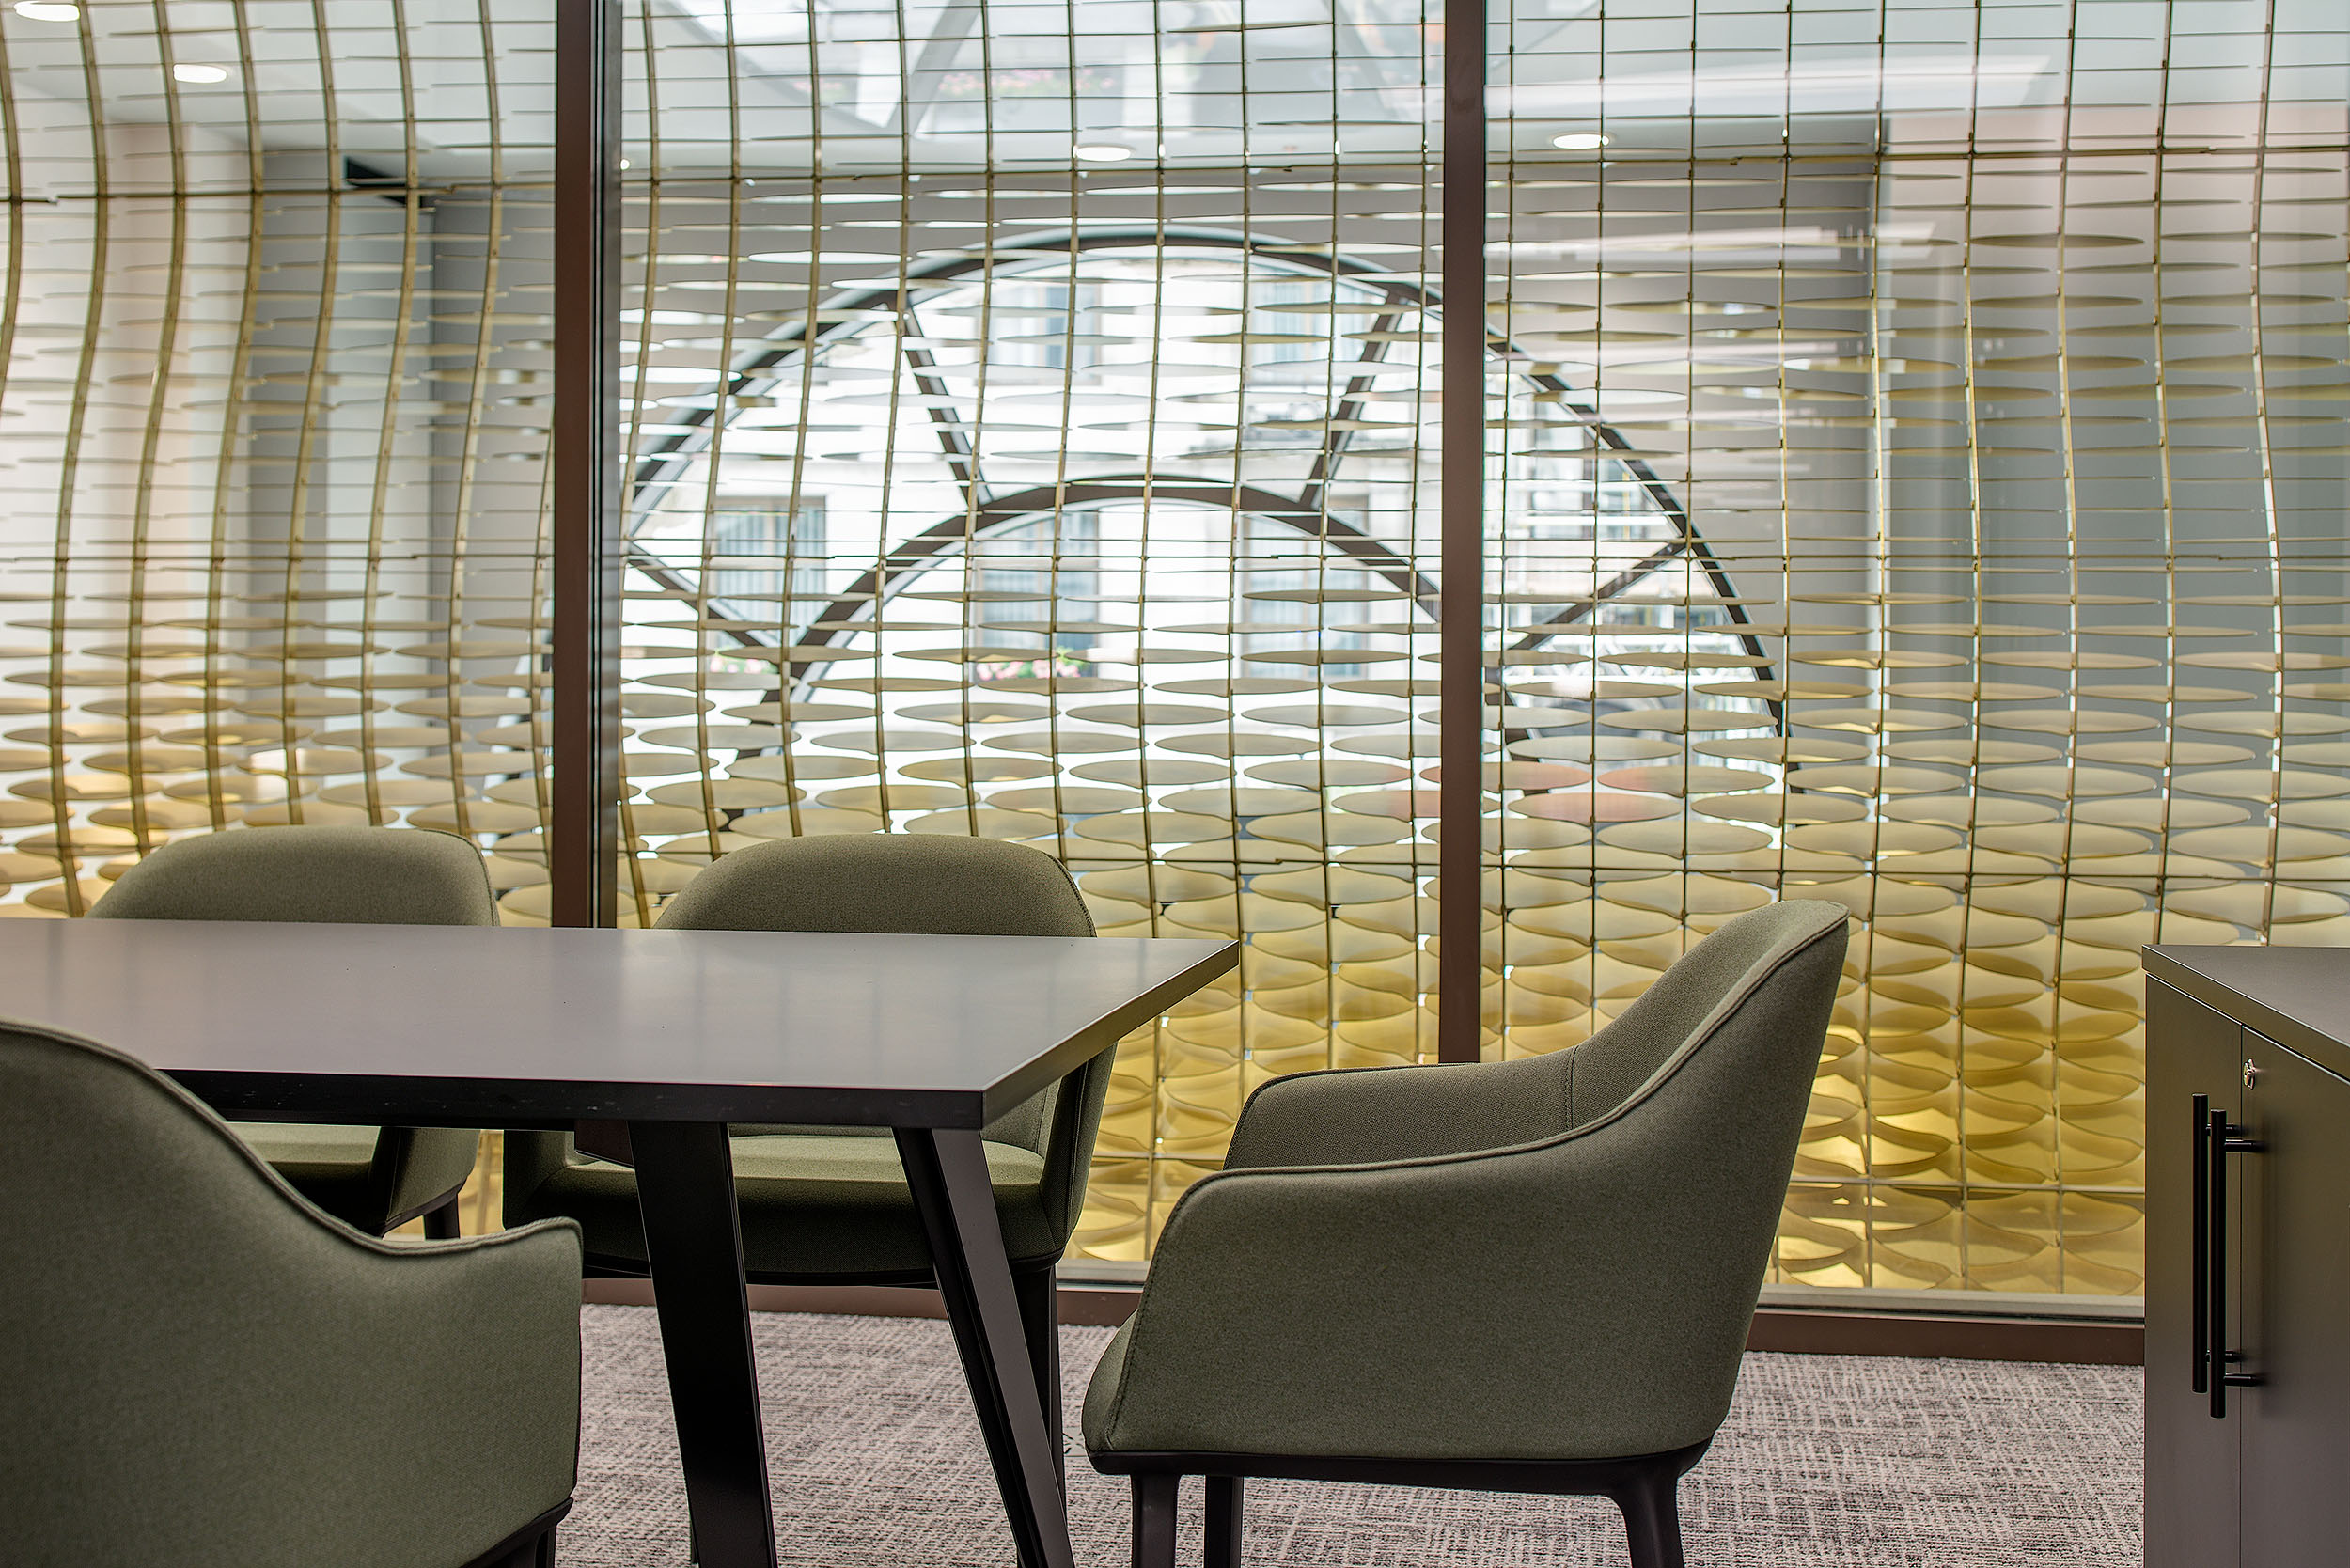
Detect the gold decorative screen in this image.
<box><xmin>1479</xmin><ymin>5</ymin><xmax>2350</xmax><ymax>1294</ymax></box>
<box><xmin>8</xmin><ymin>0</ymin><xmax>2348</xmax><ymax>1298</ymax></box>
<box><xmin>0</xmin><ymin>1</ymin><xmax>557</xmax><ymax>913</ymax></box>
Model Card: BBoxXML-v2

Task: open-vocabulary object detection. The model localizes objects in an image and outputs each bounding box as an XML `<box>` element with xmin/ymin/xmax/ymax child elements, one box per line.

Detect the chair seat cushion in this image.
<box><xmin>231</xmin><ymin>1121</ymin><xmax>384</xmax><ymax>1231</ymax></box>
<box><xmin>509</xmin><ymin>1133</ymin><xmax>1059</xmax><ymax>1281</ymax></box>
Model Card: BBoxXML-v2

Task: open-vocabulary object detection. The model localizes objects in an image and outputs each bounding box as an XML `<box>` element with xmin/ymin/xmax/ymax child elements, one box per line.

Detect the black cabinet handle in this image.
<box><xmin>2192</xmin><ymin>1094</ymin><xmax>2211</xmax><ymax>1395</ymax></box>
<box><xmin>2208</xmin><ymin>1104</ymin><xmax>2266</xmax><ymax>1419</ymax></box>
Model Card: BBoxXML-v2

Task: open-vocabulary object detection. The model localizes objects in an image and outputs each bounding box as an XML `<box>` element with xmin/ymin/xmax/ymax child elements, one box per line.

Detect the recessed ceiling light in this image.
<box><xmin>1552</xmin><ymin>132</ymin><xmax>1610</xmax><ymax>151</ymax></box>
<box><xmin>14</xmin><ymin>2</ymin><xmax>79</xmax><ymax>20</ymax></box>
<box><xmin>1073</xmin><ymin>143</ymin><xmax>1134</xmax><ymax>163</ymax></box>
<box><xmin>172</xmin><ymin>63</ymin><xmax>229</xmax><ymax>84</ymax></box>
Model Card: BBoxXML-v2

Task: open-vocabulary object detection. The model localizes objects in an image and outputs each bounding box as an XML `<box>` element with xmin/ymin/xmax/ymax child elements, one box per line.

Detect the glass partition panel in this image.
<box><xmin>1492</xmin><ymin>0</ymin><xmax>2350</xmax><ymax>1295</ymax></box>
<box><xmin>0</xmin><ymin>1</ymin><xmax>556</xmax><ymax>914</ymax></box>
<box><xmin>607</xmin><ymin>0</ymin><xmax>1452</xmax><ymax>1260</ymax></box>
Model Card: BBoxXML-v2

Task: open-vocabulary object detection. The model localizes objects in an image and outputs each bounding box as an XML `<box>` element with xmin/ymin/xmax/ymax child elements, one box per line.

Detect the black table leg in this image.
<box><xmin>897</xmin><ymin>1127</ymin><xmax>1077</xmax><ymax>1568</ymax></box>
<box><xmin>631</xmin><ymin>1120</ymin><xmax>778</xmax><ymax>1568</ymax></box>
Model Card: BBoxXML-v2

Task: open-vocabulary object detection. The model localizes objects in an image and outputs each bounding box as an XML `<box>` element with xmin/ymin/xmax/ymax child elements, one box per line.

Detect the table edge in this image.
<box><xmin>159</xmin><ymin>934</ymin><xmax>1242</xmax><ymax>1131</ymax></box>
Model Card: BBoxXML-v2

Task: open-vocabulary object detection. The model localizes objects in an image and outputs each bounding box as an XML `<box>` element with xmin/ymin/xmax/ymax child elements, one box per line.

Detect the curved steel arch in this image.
<box><xmin>623</xmin><ymin>224</ymin><xmax>1778</xmax><ymax>725</ymax></box>
<box><xmin>786</xmin><ymin>477</ymin><xmax>1441</xmax><ymax>651</ymax></box>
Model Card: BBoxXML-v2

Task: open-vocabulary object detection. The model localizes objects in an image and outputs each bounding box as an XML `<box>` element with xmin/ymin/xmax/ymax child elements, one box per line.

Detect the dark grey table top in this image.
<box><xmin>0</xmin><ymin>918</ymin><xmax>1236</xmax><ymax>1129</ymax></box>
<box><xmin>2145</xmin><ymin>945</ymin><xmax>2350</xmax><ymax>1074</ymax></box>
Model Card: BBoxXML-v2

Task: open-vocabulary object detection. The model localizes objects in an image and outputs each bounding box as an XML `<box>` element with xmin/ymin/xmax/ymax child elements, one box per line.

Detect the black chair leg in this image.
<box><xmin>464</xmin><ymin>1518</ymin><xmax>562</xmax><ymax>1568</ymax></box>
<box><xmin>1131</xmin><ymin>1474</ymin><xmax>1178</xmax><ymax>1568</ymax></box>
<box><xmin>1012</xmin><ymin>1262</ymin><xmax>1065</xmax><ymax>1493</ymax></box>
<box><xmin>1614</xmin><ymin>1462</ymin><xmax>1686</xmax><ymax>1568</ymax></box>
<box><xmin>1206</xmin><ymin>1474</ymin><xmax>1243</xmax><ymax>1568</ymax></box>
<box><xmin>422</xmin><ymin>1195</ymin><xmax>462</xmax><ymax>1240</ymax></box>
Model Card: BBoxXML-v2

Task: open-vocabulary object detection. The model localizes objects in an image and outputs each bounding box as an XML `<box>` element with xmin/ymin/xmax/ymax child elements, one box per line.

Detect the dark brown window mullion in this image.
<box><xmin>551</xmin><ymin>0</ymin><xmax>625</xmax><ymax>928</ymax></box>
<box><xmin>1436</xmin><ymin>0</ymin><xmax>1487</xmax><ymax>1063</ymax></box>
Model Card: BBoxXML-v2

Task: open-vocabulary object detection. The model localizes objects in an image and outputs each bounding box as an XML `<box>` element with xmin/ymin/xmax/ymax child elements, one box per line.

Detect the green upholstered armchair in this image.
<box><xmin>1084</xmin><ymin>900</ymin><xmax>1851</xmax><ymax>1568</ymax></box>
<box><xmin>88</xmin><ymin>825</ymin><xmax>497</xmax><ymax>1237</ymax></box>
<box><xmin>504</xmin><ymin>833</ymin><xmax>1111</xmax><ymax>1437</ymax></box>
<box><xmin>0</xmin><ymin>1021</ymin><xmax>582</xmax><ymax>1568</ymax></box>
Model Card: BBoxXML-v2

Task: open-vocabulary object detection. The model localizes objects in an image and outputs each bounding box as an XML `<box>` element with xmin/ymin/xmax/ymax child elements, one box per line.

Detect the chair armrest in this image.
<box><xmin>1038</xmin><ymin>1040</ymin><xmax>1120</xmax><ymax>1241</ymax></box>
<box><xmin>328</xmin><ymin>1219</ymin><xmax>586</xmax><ymax>1503</ymax></box>
<box><xmin>1087</xmin><ymin>1112</ymin><xmax>1774</xmax><ymax>1464</ymax></box>
<box><xmin>236</xmin><ymin>1218</ymin><xmax>587</xmax><ymax>1558</ymax></box>
<box><xmin>14</xmin><ymin>1207</ymin><xmax>585</xmax><ymax>1566</ymax></box>
<box><xmin>4</xmin><ymin>1029</ymin><xmax>582</xmax><ymax>1566</ymax></box>
<box><xmin>1222</xmin><ymin>1053</ymin><xmax>1563</xmax><ymax>1170</ymax></box>
<box><xmin>375</xmin><ymin>1124</ymin><xmax>485</xmax><ymax>1224</ymax></box>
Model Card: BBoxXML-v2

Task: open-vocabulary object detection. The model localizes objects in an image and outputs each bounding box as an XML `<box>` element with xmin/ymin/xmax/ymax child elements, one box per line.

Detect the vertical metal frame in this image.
<box><xmin>552</xmin><ymin>0</ymin><xmax>624</xmax><ymax>927</ymax></box>
<box><xmin>1436</xmin><ymin>0</ymin><xmax>1487</xmax><ymax>1063</ymax></box>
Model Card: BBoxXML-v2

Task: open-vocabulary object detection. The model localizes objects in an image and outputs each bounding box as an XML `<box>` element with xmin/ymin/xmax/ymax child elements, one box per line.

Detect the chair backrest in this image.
<box><xmin>1512</xmin><ymin>898</ymin><xmax>1849</xmax><ymax>1455</ymax></box>
<box><xmin>654</xmin><ymin>832</ymin><xmax>1095</xmax><ymax>941</ymax></box>
<box><xmin>1556</xmin><ymin>897</ymin><xmax>1849</xmax><ymax>1137</ymax></box>
<box><xmin>88</xmin><ymin>825</ymin><xmax>497</xmax><ymax>927</ymax></box>
<box><xmin>650</xmin><ymin>833</ymin><xmax>1104</xmax><ymax>1230</ymax></box>
<box><xmin>0</xmin><ymin>1022</ymin><xmax>575</xmax><ymax>1565</ymax></box>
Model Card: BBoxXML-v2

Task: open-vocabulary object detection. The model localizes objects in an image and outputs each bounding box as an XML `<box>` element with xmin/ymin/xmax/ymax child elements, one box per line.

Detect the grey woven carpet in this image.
<box><xmin>564</xmin><ymin>1305</ymin><xmax>2139</xmax><ymax>1567</ymax></box>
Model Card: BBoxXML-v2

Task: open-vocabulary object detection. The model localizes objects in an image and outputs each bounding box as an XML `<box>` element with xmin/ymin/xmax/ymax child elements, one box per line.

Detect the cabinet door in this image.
<box><xmin>2238</xmin><ymin>1033</ymin><xmax>2350</xmax><ymax>1567</ymax></box>
<box><xmin>2144</xmin><ymin>979</ymin><xmax>2242</xmax><ymax>1568</ymax></box>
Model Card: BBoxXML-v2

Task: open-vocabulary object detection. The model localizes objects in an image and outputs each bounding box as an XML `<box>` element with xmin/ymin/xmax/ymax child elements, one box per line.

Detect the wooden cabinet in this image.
<box><xmin>2145</xmin><ymin>976</ymin><xmax>2241</xmax><ymax>1568</ymax></box>
<box><xmin>2236</xmin><ymin>1034</ymin><xmax>2350</xmax><ymax>1564</ymax></box>
<box><xmin>2146</xmin><ymin>948</ymin><xmax>2350</xmax><ymax>1568</ymax></box>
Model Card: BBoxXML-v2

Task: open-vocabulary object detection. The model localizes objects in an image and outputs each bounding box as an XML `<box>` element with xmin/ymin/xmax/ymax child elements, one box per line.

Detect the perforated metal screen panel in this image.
<box><xmin>5</xmin><ymin>0</ymin><xmax>2347</xmax><ymax>1292</ymax></box>
<box><xmin>0</xmin><ymin>4</ymin><xmax>556</xmax><ymax>905</ymax></box>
